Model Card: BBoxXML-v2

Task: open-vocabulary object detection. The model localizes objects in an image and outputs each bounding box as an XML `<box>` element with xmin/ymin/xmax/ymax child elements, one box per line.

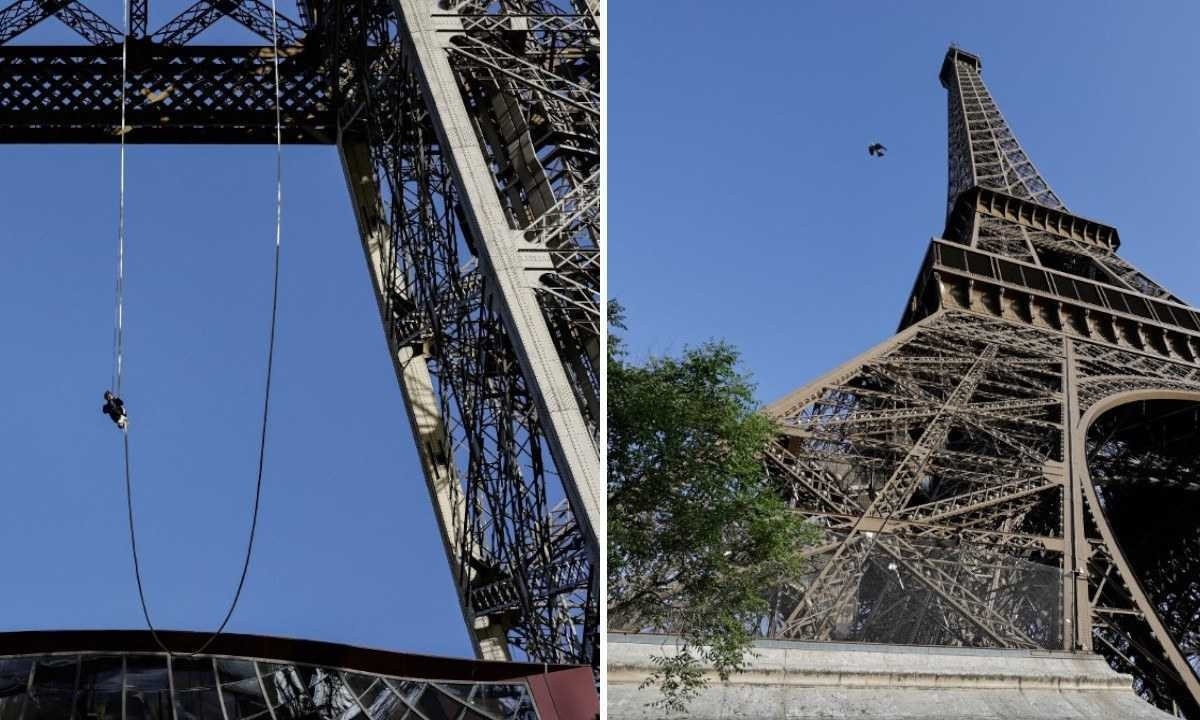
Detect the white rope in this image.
<box><xmin>113</xmin><ymin>17</ymin><xmax>127</xmax><ymax>396</ymax></box>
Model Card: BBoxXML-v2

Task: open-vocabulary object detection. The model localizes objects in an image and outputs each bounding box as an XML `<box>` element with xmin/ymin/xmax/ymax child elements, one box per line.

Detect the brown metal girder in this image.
<box><xmin>765</xmin><ymin>444</ymin><xmax>859</xmax><ymax>516</ymax></box>
<box><xmin>1074</xmin><ymin>338</ymin><xmax>1193</xmax><ymax>368</ymax></box>
<box><xmin>1087</xmin><ymin>547</ymin><xmax>1127</xmax><ymax>609</ymax></box>
<box><xmin>948</xmin><ymin>56</ymin><xmax>1063</xmax><ymax>210</ymax></box>
<box><xmin>957</xmin><ymin>413</ymin><xmax>1055</xmax><ymax>465</ymax></box>
<box><xmin>928</xmin><ymin>248</ymin><xmax>1200</xmax><ymax>348</ymax></box>
<box><xmin>783</xmin><ymin>405</ymin><xmax>954</xmax><ymax>431</ymax></box>
<box><xmin>898</xmin><ymin>480</ymin><xmax>1059</xmax><ymax>525</ymax></box>
<box><xmin>956</xmin><ymin>186</ymin><xmax>1119</xmax><ymax>251</ymax></box>
<box><xmin>804</xmin><ymin>439</ymin><xmax>1048</xmax><ymax>486</ymax></box>
<box><xmin>764</xmin><ymin>316</ymin><xmax>934</xmax><ymax>420</ymax></box>
<box><xmin>922</xmin><ymin>444</ymin><xmax>1045</xmax><ymax>471</ymax></box>
<box><xmin>781</xmin><ymin>346</ymin><xmax>1000</xmax><ymax>629</ymax></box>
<box><xmin>905</xmin><ymin>524</ymin><xmax>1056</xmax><ymax>553</ymax></box>
<box><xmin>804</xmin><ymin>532</ymin><xmax>1043</xmax><ymax>649</ymax></box>
<box><xmin>972</xmin><ymin>410</ymin><xmax>1061</xmax><ymax>430</ymax></box>
<box><xmin>794</xmin><ymin>508</ymin><xmax>1064</xmax><ymax>553</ymax></box>
<box><xmin>1083</xmin><ymin>373</ymin><xmax>1200</xmax><ymax>396</ymax></box>
<box><xmin>338</xmin><ymin>142</ymin><xmax>513</xmax><ymax>659</ymax></box>
<box><xmin>907</xmin><ymin>365</ymin><xmax>1060</xmax><ymax>399</ymax></box>
<box><xmin>883</xmin><ymin>356</ymin><xmax>1059</xmax><ymax>369</ymax></box>
<box><xmin>1072</xmin><ymin>393</ymin><xmax>1200</xmax><ymax>707</ymax></box>
<box><xmin>815</xmin><ymin>378</ymin><xmax>941</xmax><ymax>407</ymax></box>
<box><xmin>799</xmin><ymin>540</ymin><xmax>847</xmax><ymax>559</ymax></box>
<box><xmin>878</xmin><ymin>540</ymin><xmax>1046</xmax><ymax>652</ymax></box>
<box><xmin>782</xmin><ymin>412</ymin><xmax>1058</xmax><ymax>444</ymax></box>
<box><xmin>784</xmin><ymin>396</ymin><xmax>1060</xmax><ymax>433</ymax></box>
<box><xmin>1095</xmin><ymin>607</ymin><xmax>1145</xmax><ymax>617</ymax></box>
<box><xmin>447</xmin><ymin>35</ymin><xmax>599</xmax><ymax>116</ymax></box>
<box><xmin>917</xmin><ymin>316</ymin><xmax>1062</xmax><ymax>357</ymax></box>
<box><xmin>784</xmin><ymin>539</ymin><xmax>871</xmax><ymax>634</ymax></box>
<box><xmin>780</xmin><ymin>400</ymin><xmax>1058</xmax><ymax>449</ymax></box>
<box><xmin>949</xmin><ymin>501</ymin><xmax>1046</xmax><ymax>532</ymax></box>
<box><xmin>920</xmin><ymin>466</ymin><xmax>1044</xmax><ymax>487</ymax></box>
<box><xmin>862</xmin><ymin>363</ymin><xmax>946</xmax><ymax>406</ymax></box>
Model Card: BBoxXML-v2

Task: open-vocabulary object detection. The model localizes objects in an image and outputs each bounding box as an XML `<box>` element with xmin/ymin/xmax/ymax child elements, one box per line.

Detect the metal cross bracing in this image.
<box><xmin>0</xmin><ymin>0</ymin><xmax>600</xmax><ymax>667</ymax></box>
<box><xmin>762</xmin><ymin>46</ymin><xmax>1200</xmax><ymax>717</ymax></box>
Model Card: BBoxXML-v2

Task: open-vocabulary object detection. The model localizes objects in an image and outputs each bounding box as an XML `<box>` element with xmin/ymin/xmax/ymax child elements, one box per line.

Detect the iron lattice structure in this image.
<box><xmin>764</xmin><ymin>47</ymin><xmax>1200</xmax><ymax>716</ymax></box>
<box><xmin>0</xmin><ymin>0</ymin><xmax>600</xmax><ymax>666</ymax></box>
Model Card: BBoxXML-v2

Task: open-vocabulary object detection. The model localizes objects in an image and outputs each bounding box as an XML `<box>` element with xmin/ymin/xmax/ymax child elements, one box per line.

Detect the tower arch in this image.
<box><xmin>762</xmin><ymin>45</ymin><xmax>1200</xmax><ymax>717</ymax></box>
<box><xmin>1070</xmin><ymin>390</ymin><xmax>1200</xmax><ymax>713</ymax></box>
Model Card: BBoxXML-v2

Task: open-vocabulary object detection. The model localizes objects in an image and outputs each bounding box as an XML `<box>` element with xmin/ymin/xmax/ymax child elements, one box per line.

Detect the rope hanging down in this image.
<box><xmin>113</xmin><ymin>0</ymin><xmax>285</xmax><ymax>657</ymax></box>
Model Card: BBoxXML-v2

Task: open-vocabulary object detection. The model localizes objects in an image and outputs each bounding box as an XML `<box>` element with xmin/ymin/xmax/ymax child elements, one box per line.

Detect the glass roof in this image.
<box><xmin>0</xmin><ymin>651</ymin><xmax>539</xmax><ymax>720</ymax></box>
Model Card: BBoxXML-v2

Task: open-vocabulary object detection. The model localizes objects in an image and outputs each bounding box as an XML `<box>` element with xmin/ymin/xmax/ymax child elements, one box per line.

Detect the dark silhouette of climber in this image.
<box><xmin>102</xmin><ymin>390</ymin><xmax>128</xmax><ymax>430</ymax></box>
<box><xmin>868</xmin><ymin>143</ymin><xmax>887</xmax><ymax>157</ymax></box>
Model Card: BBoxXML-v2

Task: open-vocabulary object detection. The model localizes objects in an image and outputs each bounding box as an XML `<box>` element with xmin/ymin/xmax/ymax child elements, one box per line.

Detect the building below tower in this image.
<box><xmin>0</xmin><ymin>629</ymin><xmax>597</xmax><ymax>720</ymax></box>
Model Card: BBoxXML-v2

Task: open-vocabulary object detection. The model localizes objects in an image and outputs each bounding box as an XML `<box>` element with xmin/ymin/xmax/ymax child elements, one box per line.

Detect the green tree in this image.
<box><xmin>607</xmin><ymin>304</ymin><xmax>819</xmax><ymax>711</ymax></box>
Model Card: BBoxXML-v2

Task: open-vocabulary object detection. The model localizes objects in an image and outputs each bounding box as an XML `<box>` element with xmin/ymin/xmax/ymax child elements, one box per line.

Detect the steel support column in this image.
<box><xmin>393</xmin><ymin>1</ymin><xmax>600</xmax><ymax>557</ymax></box>
<box><xmin>339</xmin><ymin>142</ymin><xmax>510</xmax><ymax>660</ymax></box>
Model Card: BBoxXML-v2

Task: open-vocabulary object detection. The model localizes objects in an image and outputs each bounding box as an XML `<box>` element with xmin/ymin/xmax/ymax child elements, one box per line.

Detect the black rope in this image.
<box><xmin>121</xmin><ymin>233</ymin><xmax>279</xmax><ymax>657</ymax></box>
<box><xmin>123</xmin><ymin>432</ymin><xmax>165</xmax><ymax>651</ymax></box>
<box><xmin>117</xmin><ymin>0</ymin><xmax>284</xmax><ymax>657</ymax></box>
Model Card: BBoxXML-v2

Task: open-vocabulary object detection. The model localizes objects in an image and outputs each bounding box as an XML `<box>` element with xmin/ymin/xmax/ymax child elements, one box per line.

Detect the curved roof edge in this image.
<box><xmin>0</xmin><ymin>629</ymin><xmax>582</xmax><ymax>682</ymax></box>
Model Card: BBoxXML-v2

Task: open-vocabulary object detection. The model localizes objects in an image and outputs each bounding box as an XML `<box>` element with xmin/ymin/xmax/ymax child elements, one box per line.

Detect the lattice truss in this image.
<box><xmin>0</xmin><ymin>0</ymin><xmax>326</xmax><ymax>141</ymax></box>
<box><xmin>765</xmin><ymin>312</ymin><xmax>1067</xmax><ymax>649</ymax></box>
<box><xmin>944</xmin><ymin>193</ymin><xmax>1181</xmax><ymax>304</ymax></box>
<box><xmin>0</xmin><ymin>0</ymin><xmax>600</xmax><ymax>668</ymax></box>
<box><xmin>323</xmin><ymin>0</ymin><xmax>600</xmax><ymax>666</ymax></box>
<box><xmin>942</xmin><ymin>48</ymin><xmax>1063</xmax><ymax>212</ymax></box>
<box><xmin>763</xmin><ymin>47</ymin><xmax>1200</xmax><ymax>717</ymax></box>
<box><xmin>766</xmin><ymin>311</ymin><xmax>1200</xmax><ymax>715</ymax></box>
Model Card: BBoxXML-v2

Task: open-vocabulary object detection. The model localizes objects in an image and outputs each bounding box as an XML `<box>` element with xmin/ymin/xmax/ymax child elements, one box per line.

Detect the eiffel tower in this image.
<box><xmin>0</xmin><ymin>0</ymin><xmax>600</xmax><ymax>665</ymax></box>
<box><xmin>764</xmin><ymin>46</ymin><xmax>1200</xmax><ymax>716</ymax></box>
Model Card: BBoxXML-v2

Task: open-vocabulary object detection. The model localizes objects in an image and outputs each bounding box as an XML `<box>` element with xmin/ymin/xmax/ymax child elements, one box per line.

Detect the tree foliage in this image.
<box><xmin>607</xmin><ymin>304</ymin><xmax>819</xmax><ymax>711</ymax></box>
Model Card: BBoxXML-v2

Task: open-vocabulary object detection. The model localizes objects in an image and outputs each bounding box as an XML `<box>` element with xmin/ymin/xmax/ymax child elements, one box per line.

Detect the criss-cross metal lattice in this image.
<box><xmin>0</xmin><ymin>0</ymin><xmax>600</xmax><ymax>667</ymax></box>
<box><xmin>942</xmin><ymin>48</ymin><xmax>1063</xmax><ymax>214</ymax></box>
<box><xmin>762</xmin><ymin>47</ymin><xmax>1200</xmax><ymax>717</ymax></box>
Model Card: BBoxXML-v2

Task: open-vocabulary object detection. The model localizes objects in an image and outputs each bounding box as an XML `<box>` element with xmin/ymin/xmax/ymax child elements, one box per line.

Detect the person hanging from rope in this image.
<box><xmin>102</xmin><ymin>390</ymin><xmax>128</xmax><ymax>430</ymax></box>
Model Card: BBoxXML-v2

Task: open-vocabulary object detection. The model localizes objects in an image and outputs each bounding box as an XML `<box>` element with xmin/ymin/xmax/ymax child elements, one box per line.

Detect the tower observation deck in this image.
<box><xmin>762</xmin><ymin>46</ymin><xmax>1200</xmax><ymax>717</ymax></box>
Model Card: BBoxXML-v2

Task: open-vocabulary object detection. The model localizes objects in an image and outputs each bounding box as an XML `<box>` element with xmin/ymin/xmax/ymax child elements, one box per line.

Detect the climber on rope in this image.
<box><xmin>102</xmin><ymin>390</ymin><xmax>128</xmax><ymax>430</ymax></box>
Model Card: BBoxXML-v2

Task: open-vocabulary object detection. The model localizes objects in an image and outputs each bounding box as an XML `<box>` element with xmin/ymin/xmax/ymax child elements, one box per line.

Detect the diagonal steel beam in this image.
<box><xmin>0</xmin><ymin>0</ymin><xmax>121</xmax><ymax>47</ymax></box>
<box><xmin>55</xmin><ymin>0</ymin><xmax>120</xmax><ymax>44</ymax></box>
<box><xmin>151</xmin><ymin>0</ymin><xmax>302</xmax><ymax>46</ymax></box>
<box><xmin>783</xmin><ymin>345</ymin><xmax>999</xmax><ymax>632</ymax></box>
<box><xmin>447</xmin><ymin>33</ymin><xmax>598</xmax><ymax>116</ymax></box>
<box><xmin>128</xmin><ymin>0</ymin><xmax>146</xmax><ymax>36</ymax></box>
<box><xmin>0</xmin><ymin>0</ymin><xmax>54</xmax><ymax>45</ymax></box>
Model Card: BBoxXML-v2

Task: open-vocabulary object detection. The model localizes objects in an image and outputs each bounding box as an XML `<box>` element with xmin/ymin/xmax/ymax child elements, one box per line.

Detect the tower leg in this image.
<box><xmin>339</xmin><ymin>142</ymin><xmax>511</xmax><ymax>660</ymax></box>
<box><xmin>393</xmin><ymin>1</ymin><xmax>601</xmax><ymax>559</ymax></box>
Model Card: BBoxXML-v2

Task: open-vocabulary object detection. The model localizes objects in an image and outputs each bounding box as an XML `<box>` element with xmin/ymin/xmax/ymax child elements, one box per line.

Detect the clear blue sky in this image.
<box><xmin>0</xmin><ymin>2</ymin><xmax>469</xmax><ymax>657</ymax></box>
<box><xmin>611</xmin><ymin>1</ymin><xmax>1200</xmax><ymax>407</ymax></box>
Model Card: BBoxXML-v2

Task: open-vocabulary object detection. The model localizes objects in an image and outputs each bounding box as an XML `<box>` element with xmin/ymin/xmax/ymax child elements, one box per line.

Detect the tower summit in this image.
<box><xmin>763</xmin><ymin>47</ymin><xmax>1200</xmax><ymax>717</ymax></box>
